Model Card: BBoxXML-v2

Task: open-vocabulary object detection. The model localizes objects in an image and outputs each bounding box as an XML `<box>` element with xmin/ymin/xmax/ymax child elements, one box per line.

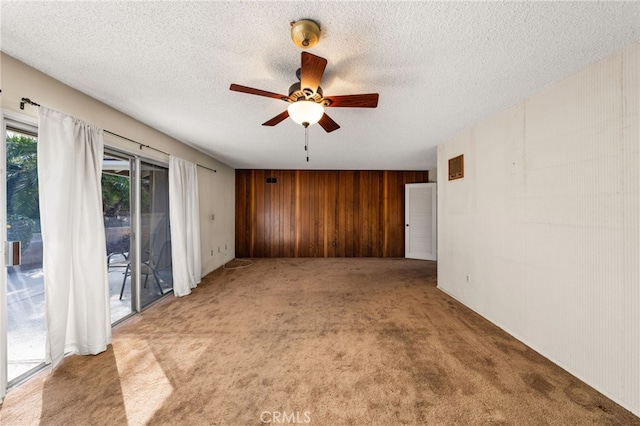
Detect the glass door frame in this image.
<box><xmin>104</xmin><ymin>146</ymin><xmax>172</xmax><ymax>314</ymax></box>
<box><xmin>1</xmin><ymin>110</ymin><xmax>44</xmax><ymax>396</ymax></box>
<box><xmin>103</xmin><ymin>147</ymin><xmax>140</xmax><ymax>321</ymax></box>
<box><xmin>137</xmin><ymin>158</ymin><xmax>173</xmax><ymax>308</ymax></box>
<box><xmin>0</xmin><ymin>113</ymin><xmax>174</xmax><ymax>399</ymax></box>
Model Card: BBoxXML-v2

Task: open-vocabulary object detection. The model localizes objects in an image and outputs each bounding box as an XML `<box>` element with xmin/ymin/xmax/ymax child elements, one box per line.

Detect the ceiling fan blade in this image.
<box><xmin>230</xmin><ymin>84</ymin><xmax>287</xmax><ymax>101</ymax></box>
<box><xmin>262</xmin><ymin>110</ymin><xmax>290</xmax><ymax>126</ymax></box>
<box><xmin>300</xmin><ymin>52</ymin><xmax>327</xmax><ymax>95</ymax></box>
<box><xmin>318</xmin><ymin>113</ymin><xmax>340</xmax><ymax>133</ymax></box>
<box><xmin>324</xmin><ymin>93</ymin><xmax>379</xmax><ymax>108</ymax></box>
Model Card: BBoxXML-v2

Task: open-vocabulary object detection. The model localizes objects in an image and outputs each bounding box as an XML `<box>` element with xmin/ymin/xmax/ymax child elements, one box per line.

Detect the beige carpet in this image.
<box><xmin>1</xmin><ymin>258</ymin><xmax>638</xmax><ymax>425</ymax></box>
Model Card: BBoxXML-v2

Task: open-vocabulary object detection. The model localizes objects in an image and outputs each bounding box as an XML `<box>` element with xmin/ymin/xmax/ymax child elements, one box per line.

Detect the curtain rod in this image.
<box><xmin>104</xmin><ymin>129</ymin><xmax>169</xmax><ymax>156</ymax></box>
<box><xmin>20</xmin><ymin>97</ymin><xmax>217</xmax><ymax>173</ymax></box>
<box><xmin>196</xmin><ymin>164</ymin><xmax>218</xmax><ymax>173</ymax></box>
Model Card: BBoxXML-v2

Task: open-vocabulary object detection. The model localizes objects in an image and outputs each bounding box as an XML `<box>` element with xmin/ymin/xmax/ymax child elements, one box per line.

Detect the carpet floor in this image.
<box><xmin>1</xmin><ymin>258</ymin><xmax>638</xmax><ymax>425</ymax></box>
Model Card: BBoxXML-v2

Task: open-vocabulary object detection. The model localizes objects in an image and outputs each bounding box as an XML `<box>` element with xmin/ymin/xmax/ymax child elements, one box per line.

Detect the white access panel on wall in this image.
<box><xmin>405</xmin><ymin>183</ymin><xmax>437</xmax><ymax>260</ymax></box>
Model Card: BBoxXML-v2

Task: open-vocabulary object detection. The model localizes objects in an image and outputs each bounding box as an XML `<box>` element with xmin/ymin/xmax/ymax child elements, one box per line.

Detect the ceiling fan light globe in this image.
<box><xmin>287</xmin><ymin>101</ymin><xmax>324</xmax><ymax>126</ymax></box>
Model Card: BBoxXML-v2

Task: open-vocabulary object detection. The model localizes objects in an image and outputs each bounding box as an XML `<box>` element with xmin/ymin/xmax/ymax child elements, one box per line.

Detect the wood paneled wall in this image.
<box><xmin>236</xmin><ymin>170</ymin><xmax>429</xmax><ymax>257</ymax></box>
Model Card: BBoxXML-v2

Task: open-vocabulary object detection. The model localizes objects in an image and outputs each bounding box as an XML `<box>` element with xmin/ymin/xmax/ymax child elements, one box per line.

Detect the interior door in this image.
<box><xmin>405</xmin><ymin>183</ymin><xmax>437</xmax><ymax>260</ymax></box>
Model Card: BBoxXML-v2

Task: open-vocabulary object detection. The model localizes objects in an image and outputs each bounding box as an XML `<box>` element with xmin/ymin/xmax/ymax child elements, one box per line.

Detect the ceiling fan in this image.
<box><xmin>230</xmin><ymin>52</ymin><xmax>379</xmax><ymax>133</ymax></box>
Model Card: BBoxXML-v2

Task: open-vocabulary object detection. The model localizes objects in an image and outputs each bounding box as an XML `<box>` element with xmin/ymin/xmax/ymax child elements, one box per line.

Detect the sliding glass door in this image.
<box><xmin>4</xmin><ymin>121</ymin><xmax>46</xmax><ymax>384</ymax></box>
<box><xmin>139</xmin><ymin>162</ymin><xmax>173</xmax><ymax>308</ymax></box>
<box><xmin>103</xmin><ymin>154</ymin><xmax>173</xmax><ymax>313</ymax></box>
<box><xmin>2</xmin><ymin>118</ymin><xmax>173</xmax><ymax>393</ymax></box>
<box><xmin>103</xmin><ymin>153</ymin><xmax>134</xmax><ymax>323</ymax></box>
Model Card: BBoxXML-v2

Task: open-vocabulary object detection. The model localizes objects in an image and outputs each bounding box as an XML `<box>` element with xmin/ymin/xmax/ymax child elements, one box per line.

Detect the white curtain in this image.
<box><xmin>38</xmin><ymin>107</ymin><xmax>111</xmax><ymax>368</ymax></box>
<box><xmin>169</xmin><ymin>156</ymin><xmax>201</xmax><ymax>297</ymax></box>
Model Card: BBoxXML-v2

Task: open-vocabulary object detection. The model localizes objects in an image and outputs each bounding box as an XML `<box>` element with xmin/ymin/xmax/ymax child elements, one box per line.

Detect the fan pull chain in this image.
<box><xmin>305</xmin><ymin>125</ymin><xmax>310</xmax><ymax>162</ymax></box>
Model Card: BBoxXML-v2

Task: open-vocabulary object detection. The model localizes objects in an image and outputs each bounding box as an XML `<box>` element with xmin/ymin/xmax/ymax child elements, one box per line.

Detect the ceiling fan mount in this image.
<box><xmin>230</xmin><ymin>52</ymin><xmax>378</xmax><ymax>132</ymax></box>
<box><xmin>290</xmin><ymin>19</ymin><xmax>321</xmax><ymax>49</ymax></box>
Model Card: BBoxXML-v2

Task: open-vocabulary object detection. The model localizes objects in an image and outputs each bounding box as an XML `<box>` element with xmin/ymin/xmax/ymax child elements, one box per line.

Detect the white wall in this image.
<box><xmin>198</xmin><ymin>166</ymin><xmax>235</xmax><ymax>275</ymax></box>
<box><xmin>428</xmin><ymin>168</ymin><xmax>437</xmax><ymax>182</ymax></box>
<box><xmin>1</xmin><ymin>53</ymin><xmax>235</xmax><ymax>277</ymax></box>
<box><xmin>437</xmin><ymin>41</ymin><xmax>640</xmax><ymax>416</ymax></box>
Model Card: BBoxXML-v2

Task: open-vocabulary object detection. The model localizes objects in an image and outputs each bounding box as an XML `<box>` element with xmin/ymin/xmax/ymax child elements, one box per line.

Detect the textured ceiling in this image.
<box><xmin>2</xmin><ymin>1</ymin><xmax>639</xmax><ymax>170</ymax></box>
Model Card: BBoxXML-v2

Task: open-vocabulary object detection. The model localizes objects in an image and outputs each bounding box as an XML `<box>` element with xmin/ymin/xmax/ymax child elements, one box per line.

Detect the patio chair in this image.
<box><xmin>119</xmin><ymin>239</ymin><xmax>171</xmax><ymax>300</ymax></box>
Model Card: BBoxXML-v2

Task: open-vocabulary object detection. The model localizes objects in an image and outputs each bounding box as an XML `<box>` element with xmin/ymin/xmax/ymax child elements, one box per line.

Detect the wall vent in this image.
<box><xmin>448</xmin><ymin>154</ymin><xmax>464</xmax><ymax>180</ymax></box>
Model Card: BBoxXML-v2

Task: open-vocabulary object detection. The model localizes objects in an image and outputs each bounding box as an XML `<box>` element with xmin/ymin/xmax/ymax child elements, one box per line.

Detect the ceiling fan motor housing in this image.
<box><xmin>291</xmin><ymin>19</ymin><xmax>321</xmax><ymax>49</ymax></box>
<box><xmin>288</xmin><ymin>82</ymin><xmax>324</xmax><ymax>102</ymax></box>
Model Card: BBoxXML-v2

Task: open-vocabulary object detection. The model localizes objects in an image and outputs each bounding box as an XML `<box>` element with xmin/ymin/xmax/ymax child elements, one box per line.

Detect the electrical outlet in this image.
<box><xmin>466</xmin><ymin>275</ymin><xmax>471</xmax><ymax>283</ymax></box>
<box><xmin>210</xmin><ymin>249</ymin><xmax>213</xmax><ymax>256</ymax></box>
<box><xmin>218</xmin><ymin>247</ymin><xmax>220</xmax><ymax>253</ymax></box>
<box><xmin>225</xmin><ymin>244</ymin><xmax>227</xmax><ymax>250</ymax></box>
